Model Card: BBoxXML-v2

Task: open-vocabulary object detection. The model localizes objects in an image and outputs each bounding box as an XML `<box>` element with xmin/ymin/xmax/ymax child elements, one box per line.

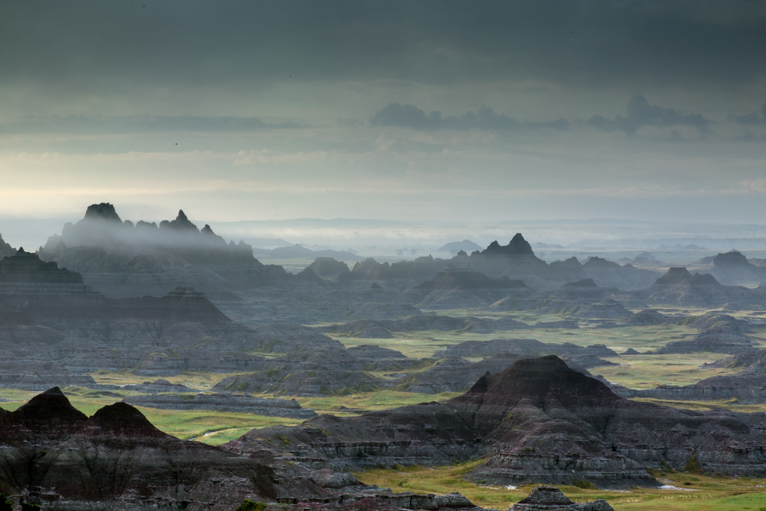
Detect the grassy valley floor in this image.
<box><xmin>355</xmin><ymin>462</ymin><xmax>766</xmax><ymax>511</ymax></box>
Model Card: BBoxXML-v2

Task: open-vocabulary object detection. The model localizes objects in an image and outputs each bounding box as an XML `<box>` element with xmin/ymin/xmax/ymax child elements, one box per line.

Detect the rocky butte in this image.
<box><xmin>225</xmin><ymin>356</ymin><xmax>766</xmax><ymax>489</ymax></box>
<box><xmin>39</xmin><ymin>203</ymin><xmax>288</xmax><ymax>297</ymax></box>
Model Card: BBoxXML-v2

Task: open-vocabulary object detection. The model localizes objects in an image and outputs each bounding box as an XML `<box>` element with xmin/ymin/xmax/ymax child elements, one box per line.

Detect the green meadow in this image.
<box><xmin>355</xmin><ymin>462</ymin><xmax>766</xmax><ymax>511</ymax></box>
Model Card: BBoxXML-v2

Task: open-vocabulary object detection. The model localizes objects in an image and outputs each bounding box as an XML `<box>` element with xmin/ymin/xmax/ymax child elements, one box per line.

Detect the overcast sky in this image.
<box><xmin>1</xmin><ymin>0</ymin><xmax>765</xmax><ymax>229</ymax></box>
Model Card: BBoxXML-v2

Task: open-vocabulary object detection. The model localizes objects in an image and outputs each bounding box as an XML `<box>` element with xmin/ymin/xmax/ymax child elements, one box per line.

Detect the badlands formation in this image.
<box><xmin>2</xmin><ymin>204</ymin><xmax>766</xmax><ymax>509</ymax></box>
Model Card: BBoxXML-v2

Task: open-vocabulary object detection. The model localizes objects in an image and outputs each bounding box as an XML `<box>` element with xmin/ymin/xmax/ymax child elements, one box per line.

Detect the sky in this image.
<box><xmin>1</xmin><ymin>0</ymin><xmax>766</xmax><ymax>242</ymax></box>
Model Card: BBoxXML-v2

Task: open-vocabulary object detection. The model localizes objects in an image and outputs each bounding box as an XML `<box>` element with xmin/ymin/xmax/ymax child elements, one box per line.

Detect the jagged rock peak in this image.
<box><xmin>162</xmin><ymin>209</ymin><xmax>199</xmax><ymax>231</ymax></box>
<box><xmin>84</xmin><ymin>202</ymin><xmax>122</xmax><ymax>222</ymax></box>
<box><xmin>201</xmin><ymin>223</ymin><xmax>216</xmax><ymax>235</ymax></box>
<box><xmin>482</xmin><ymin>233</ymin><xmax>535</xmax><ymax>256</ymax></box>
<box><xmin>509</xmin><ymin>232</ymin><xmax>534</xmax><ymax>254</ymax></box>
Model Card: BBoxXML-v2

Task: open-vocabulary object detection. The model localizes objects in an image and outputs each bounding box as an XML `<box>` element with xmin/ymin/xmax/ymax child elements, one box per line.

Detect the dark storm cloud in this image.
<box><xmin>1</xmin><ymin>1</ymin><xmax>765</xmax><ymax>92</ymax></box>
<box><xmin>587</xmin><ymin>96</ymin><xmax>713</xmax><ymax>135</ymax></box>
<box><xmin>729</xmin><ymin>104</ymin><xmax>766</xmax><ymax>126</ymax></box>
<box><xmin>370</xmin><ymin>103</ymin><xmax>568</xmax><ymax>131</ymax></box>
<box><xmin>1</xmin><ymin>115</ymin><xmax>305</xmax><ymax>134</ymax></box>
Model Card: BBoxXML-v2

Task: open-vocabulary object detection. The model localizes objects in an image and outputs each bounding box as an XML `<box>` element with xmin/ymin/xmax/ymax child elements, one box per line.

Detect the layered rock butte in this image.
<box><xmin>225</xmin><ymin>356</ymin><xmax>766</xmax><ymax>489</ymax></box>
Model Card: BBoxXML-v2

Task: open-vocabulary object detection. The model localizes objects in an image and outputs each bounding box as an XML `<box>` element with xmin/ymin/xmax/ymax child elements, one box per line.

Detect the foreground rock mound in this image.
<box><xmin>0</xmin><ymin>388</ymin><xmax>323</xmax><ymax>509</ymax></box>
<box><xmin>511</xmin><ymin>486</ymin><xmax>613</xmax><ymax>511</ymax></box>
<box><xmin>225</xmin><ymin>356</ymin><xmax>766</xmax><ymax>488</ymax></box>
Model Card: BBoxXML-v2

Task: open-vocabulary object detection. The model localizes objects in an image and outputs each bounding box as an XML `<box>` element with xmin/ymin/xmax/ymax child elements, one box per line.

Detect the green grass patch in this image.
<box><xmin>594</xmin><ymin>353</ymin><xmax>740</xmax><ymax>390</ymax></box>
<box><xmin>295</xmin><ymin>390</ymin><xmax>460</xmax><ymax>415</ymax></box>
<box><xmin>333</xmin><ymin>323</ymin><xmax>700</xmax><ymax>358</ymax></box>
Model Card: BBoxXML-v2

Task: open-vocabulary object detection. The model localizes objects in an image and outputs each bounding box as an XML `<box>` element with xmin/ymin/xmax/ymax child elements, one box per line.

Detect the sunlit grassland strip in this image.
<box><xmin>331</xmin><ymin>323</ymin><xmax>700</xmax><ymax>358</ymax></box>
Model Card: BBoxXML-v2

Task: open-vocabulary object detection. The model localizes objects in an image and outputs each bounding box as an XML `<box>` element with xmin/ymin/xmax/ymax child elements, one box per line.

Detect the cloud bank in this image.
<box><xmin>370</xmin><ymin>104</ymin><xmax>568</xmax><ymax>131</ymax></box>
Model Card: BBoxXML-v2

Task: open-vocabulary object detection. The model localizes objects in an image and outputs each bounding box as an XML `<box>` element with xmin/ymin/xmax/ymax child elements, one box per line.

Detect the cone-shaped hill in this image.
<box><xmin>0</xmin><ymin>387</ymin><xmax>87</xmax><ymax>443</ymax></box>
<box><xmin>225</xmin><ymin>355</ymin><xmax>766</xmax><ymax>489</ymax></box>
<box><xmin>82</xmin><ymin>401</ymin><xmax>168</xmax><ymax>439</ymax></box>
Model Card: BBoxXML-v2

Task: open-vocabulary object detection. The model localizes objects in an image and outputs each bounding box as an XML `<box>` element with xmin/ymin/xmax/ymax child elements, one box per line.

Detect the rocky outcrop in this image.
<box><xmin>225</xmin><ymin>356</ymin><xmax>766</xmax><ymax>488</ymax></box>
<box><xmin>123</xmin><ymin>393</ymin><xmax>317</xmax><ymax>418</ymax></box>
<box><xmin>511</xmin><ymin>486</ymin><xmax>613</xmax><ymax>511</ymax></box>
